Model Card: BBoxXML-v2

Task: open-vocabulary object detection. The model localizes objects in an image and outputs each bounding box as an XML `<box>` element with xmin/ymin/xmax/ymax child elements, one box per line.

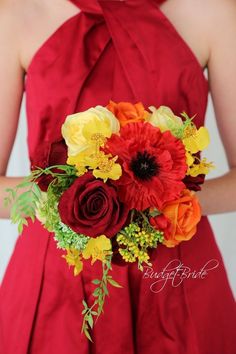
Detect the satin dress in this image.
<box><xmin>0</xmin><ymin>1</ymin><xmax>235</xmax><ymax>353</ymax></box>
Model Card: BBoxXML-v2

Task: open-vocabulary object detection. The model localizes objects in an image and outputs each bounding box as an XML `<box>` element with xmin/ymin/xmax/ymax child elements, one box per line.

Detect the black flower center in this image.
<box><xmin>130</xmin><ymin>150</ymin><xmax>159</xmax><ymax>180</ymax></box>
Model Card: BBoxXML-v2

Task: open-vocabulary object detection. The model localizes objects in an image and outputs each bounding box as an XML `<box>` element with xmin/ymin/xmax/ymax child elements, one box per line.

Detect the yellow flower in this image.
<box><xmin>183</xmin><ymin>126</ymin><xmax>210</xmax><ymax>154</ymax></box>
<box><xmin>67</xmin><ymin>150</ymin><xmax>122</xmax><ymax>181</ymax></box>
<box><xmin>187</xmin><ymin>158</ymin><xmax>215</xmax><ymax>177</ymax></box>
<box><xmin>62</xmin><ymin>106</ymin><xmax>120</xmax><ymax>156</ymax></box>
<box><xmin>93</xmin><ymin>160</ymin><xmax>122</xmax><ymax>181</ymax></box>
<box><xmin>63</xmin><ymin>249</ymin><xmax>83</xmax><ymax>276</ymax></box>
<box><xmin>147</xmin><ymin>106</ymin><xmax>183</xmax><ymax>132</ymax></box>
<box><xmin>186</xmin><ymin>151</ymin><xmax>195</xmax><ymax>167</ymax></box>
<box><xmin>82</xmin><ymin>235</ymin><xmax>112</xmax><ymax>264</ymax></box>
<box><xmin>67</xmin><ymin>150</ymin><xmax>96</xmax><ymax>176</ymax></box>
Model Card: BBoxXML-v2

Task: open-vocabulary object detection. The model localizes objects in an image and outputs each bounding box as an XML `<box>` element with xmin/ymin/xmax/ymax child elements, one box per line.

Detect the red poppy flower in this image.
<box><xmin>105</xmin><ymin>122</ymin><xmax>187</xmax><ymax>210</ymax></box>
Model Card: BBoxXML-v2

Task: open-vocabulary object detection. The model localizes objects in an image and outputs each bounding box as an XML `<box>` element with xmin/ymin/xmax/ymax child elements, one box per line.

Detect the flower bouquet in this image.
<box><xmin>5</xmin><ymin>101</ymin><xmax>214</xmax><ymax>340</ymax></box>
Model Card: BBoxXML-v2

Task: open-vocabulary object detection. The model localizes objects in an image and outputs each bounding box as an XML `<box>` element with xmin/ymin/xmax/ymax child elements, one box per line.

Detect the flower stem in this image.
<box><xmin>140</xmin><ymin>211</ymin><xmax>149</xmax><ymax>224</ymax></box>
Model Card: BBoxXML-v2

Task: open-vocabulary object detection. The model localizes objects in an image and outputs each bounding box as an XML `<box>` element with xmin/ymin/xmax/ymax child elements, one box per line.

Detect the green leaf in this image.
<box><xmin>17</xmin><ymin>181</ymin><xmax>33</xmax><ymax>189</ymax></box>
<box><xmin>97</xmin><ymin>303</ymin><xmax>104</xmax><ymax>316</ymax></box>
<box><xmin>3</xmin><ymin>198</ymin><xmax>10</xmax><ymax>208</ymax></box>
<box><xmin>19</xmin><ymin>190</ymin><xmax>30</xmax><ymax>198</ymax></box>
<box><xmin>92</xmin><ymin>279</ymin><xmax>101</xmax><ymax>285</ymax></box>
<box><xmin>102</xmin><ymin>284</ymin><xmax>109</xmax><ymax>296</ymax></box>
<box><xmin>33</xmin><ymin>184</ymin><xmax>42</xmax><ymax>199</ymax></box>
<box><xmin>21</xmin><ymin>219</ymin><xmax>28</xmax><ymax>226</ymax></box>
<box><xmin>5</xmin><ymin>188</ymin><xmax>13</xmax><ymax>193</ymax></box>
<box><xmin>87</xmin><ymin>314</ymin><xmax>94</xmax><ymax>329</ymax></box>
<box><xmin>82</xmin><ymin>300</ymin><xmax>88</xmax><ymax>309</ymax></box>
<box><xmin>30</xmin><ymin>194</ymin><xmax>40</xmax><ymax>204</ymax></box>
<box><xmin>11</xmin><ymin>211</ymin><xmax>20</xmax><ymax>223</ymax></box>
<box><xmin>92</xmin><ymin>288</ymin><xmax>100</xmax><ymax>297</ymax></box>
<box><xmin>84</xmin><ymin>328</ymin><xmax>93</xmax><ymax>342</ymax></box>
<box><xmin>106</xmin><ymin>260</ymin><xmax>112</xmax><ymax>270</ymax></box>
<box><xmin>107</xmin><ymin>278</ymin><xmax>123</xmax><ymax>288</ymax></box>
<box><xmin>18</xmin><ymin>222</ymin><xmax>23</xmax><ymax>234</ymax></box>
<box><xmin>5</xmin><ymin>188</ymin><xmax>16</xmax><ymax>200</ymax></box>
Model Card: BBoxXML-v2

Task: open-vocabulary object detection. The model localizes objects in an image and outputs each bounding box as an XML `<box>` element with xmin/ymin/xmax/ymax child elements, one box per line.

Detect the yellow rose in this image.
<box><xmin>147</xmin><ymin>106</ymin><xmax>183</xmax><ymax>132</ymax></box>
<box><xmin>62</xmin><ymin>106</ymin><xmax>120</xmax><ymax>156</ymax></box>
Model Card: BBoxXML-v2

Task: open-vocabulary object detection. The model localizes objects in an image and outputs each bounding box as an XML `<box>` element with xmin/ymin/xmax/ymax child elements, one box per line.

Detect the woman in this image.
<box><xmin>0</xmin><ymin>0</ymin><xmax>235</xmax><ymax>353</ymax></box>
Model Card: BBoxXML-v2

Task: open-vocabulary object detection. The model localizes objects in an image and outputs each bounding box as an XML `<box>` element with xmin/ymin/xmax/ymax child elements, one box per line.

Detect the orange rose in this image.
<box><xmin>160</xmin><ymin>189</ymin><xmax>201</xmax><ymax>247</ymax></box>
<box><xmin>106</xmin><ymin>100</ymin><xmax>149</xmax><ymax>127</ymax></box>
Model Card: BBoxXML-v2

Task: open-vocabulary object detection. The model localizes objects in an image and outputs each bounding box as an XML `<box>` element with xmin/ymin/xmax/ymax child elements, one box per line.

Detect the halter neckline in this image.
<box><xmin>69</xmin><ymin>0</ymin><xmax>166</xmax><ymax>15</ymax></box>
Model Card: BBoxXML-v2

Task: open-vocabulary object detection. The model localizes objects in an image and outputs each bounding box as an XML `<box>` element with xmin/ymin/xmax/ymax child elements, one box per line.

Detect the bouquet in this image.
<box><xmin>5</xmin><ymin>101</ymin><xmax>214</xmax><ymax>340</ymax></box>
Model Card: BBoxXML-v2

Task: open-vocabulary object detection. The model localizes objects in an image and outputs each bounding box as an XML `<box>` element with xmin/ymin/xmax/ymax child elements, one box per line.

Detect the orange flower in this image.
<box><xmin>106</xmin><ymin>100</ymin><xmax>149</xmax><ymax>127</ymax></box>
<box><xmin>161</xmin><ymin>189</ymin><xmax>201</xmax><ymax>247</ymax></box>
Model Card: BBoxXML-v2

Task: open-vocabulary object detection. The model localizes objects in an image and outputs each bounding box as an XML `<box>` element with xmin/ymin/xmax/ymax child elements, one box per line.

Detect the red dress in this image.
<box><xmin>0</xmin><ymin>1</ymin><xmax>235</xmax><ymax>353</ymax></box>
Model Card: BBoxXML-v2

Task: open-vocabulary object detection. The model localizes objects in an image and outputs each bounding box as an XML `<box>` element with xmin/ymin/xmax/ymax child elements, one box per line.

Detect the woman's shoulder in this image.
<box><xmin>0</xmin><ymin>0</ymin><xmax>30</xmax><ymax>20</ymax></box>
<box><xmin>0</xmin><ymin>0</ymin><xmax>80</xmax><ymax>71</ymax></box>
<box><xmin>0</xmin><ymin>0</ymin><xmax>36</xmax><ymax>46</ymax></box>
<box><xmin>0</xmin><ymin>0</ymin><xmax>23</xmax><ymax>57</ymax></box>
<box><xmin>162</xmin><ymin>0</ymin><xmax>236</xmax><ymax>37</ymax></box>
<box><xmin>171</xmin><ymin>0</ymin><xmax>236</xmax><ymax>33</ymax></box>
<box><xmin>0</xmin><ymin>0</ymin><xmax>36</xmax><ymax>69</ymax></box>
<box><xmin>199</xmin><ymin>0</ymin><xmax>236</xmax><ymax>58</ymax></box>
<box><xmin>161</xmin><ymin>0</ymin><xmax>236</xmax><ymax>68</ymax></box>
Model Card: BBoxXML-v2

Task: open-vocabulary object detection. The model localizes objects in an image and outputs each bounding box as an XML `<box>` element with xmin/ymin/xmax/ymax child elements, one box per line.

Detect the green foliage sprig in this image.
<box><xmin>81</xmin><ymin>256</ymin><xmax>122</xmax><ymax>341</ymax></box>
<box><xmin>4</xmin><ymin>165</ymin><xmax>77</xmax><ymax>234</ymax></box>
<box><xmin>4</xmin><ymin>178</ymin><xmax>42</xmax><ymax>233</ymax></box>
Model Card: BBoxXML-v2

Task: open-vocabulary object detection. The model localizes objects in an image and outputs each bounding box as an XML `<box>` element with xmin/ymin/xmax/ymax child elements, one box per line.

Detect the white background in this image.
<box><xmin>0</xmin><ymin>94</ymin><xmax>235</xmax><ymax>298</ymax></box>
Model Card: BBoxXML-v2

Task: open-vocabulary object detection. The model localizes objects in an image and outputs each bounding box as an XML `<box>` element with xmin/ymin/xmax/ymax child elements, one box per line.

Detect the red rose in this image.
<box><xmin>183</xmin><ymin>153</ymin><xmax>205</xmax><ymax>191</ymax></box>
<box><xmin>183</xmin><ymin>174</ymin><xmax>205</xmax><ymax>192</ymax></box>
<box><xmin>31</xmin><ymin>139</ymin><xmax>68</xmax><ymax>191</ymax></box>
<box><xmin>150</xmin><ymin>214</ymin><xmax>172</xmax><ymax>237</ymax></box>
<box><xmin>58</xmin><ymin>172</ymin><xmax>129</xmax><ymax>238</ymax></box>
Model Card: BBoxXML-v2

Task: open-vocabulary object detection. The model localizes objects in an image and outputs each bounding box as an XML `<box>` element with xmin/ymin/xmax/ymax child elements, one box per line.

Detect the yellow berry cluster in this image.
<box><xmin>117</xmin><ymin>223</ymin><xmax>164</xmax><ymax>268</ymax></box>
<box><xmin>118</xmin><ymin>244</ymin><xmax>150</xmax><ymax>264</ymax></box>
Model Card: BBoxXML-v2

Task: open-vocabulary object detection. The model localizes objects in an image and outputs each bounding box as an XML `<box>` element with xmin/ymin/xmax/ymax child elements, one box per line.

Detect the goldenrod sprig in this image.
<box><xmin>117</xmin><ymin>212</ymin><xmax>164</xmax><ymax>270</ymax></box>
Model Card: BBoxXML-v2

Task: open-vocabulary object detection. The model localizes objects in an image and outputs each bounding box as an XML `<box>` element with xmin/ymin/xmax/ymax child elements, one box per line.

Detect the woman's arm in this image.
<box><xmin>197</xmin><ymin>0</ymin><xmax>236</xmax><ymax>215</ymax></box>
<box><xmin>0</xmin><ymin>3</ymin><xmax>25</xmax><ymax>218</ymax></box>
